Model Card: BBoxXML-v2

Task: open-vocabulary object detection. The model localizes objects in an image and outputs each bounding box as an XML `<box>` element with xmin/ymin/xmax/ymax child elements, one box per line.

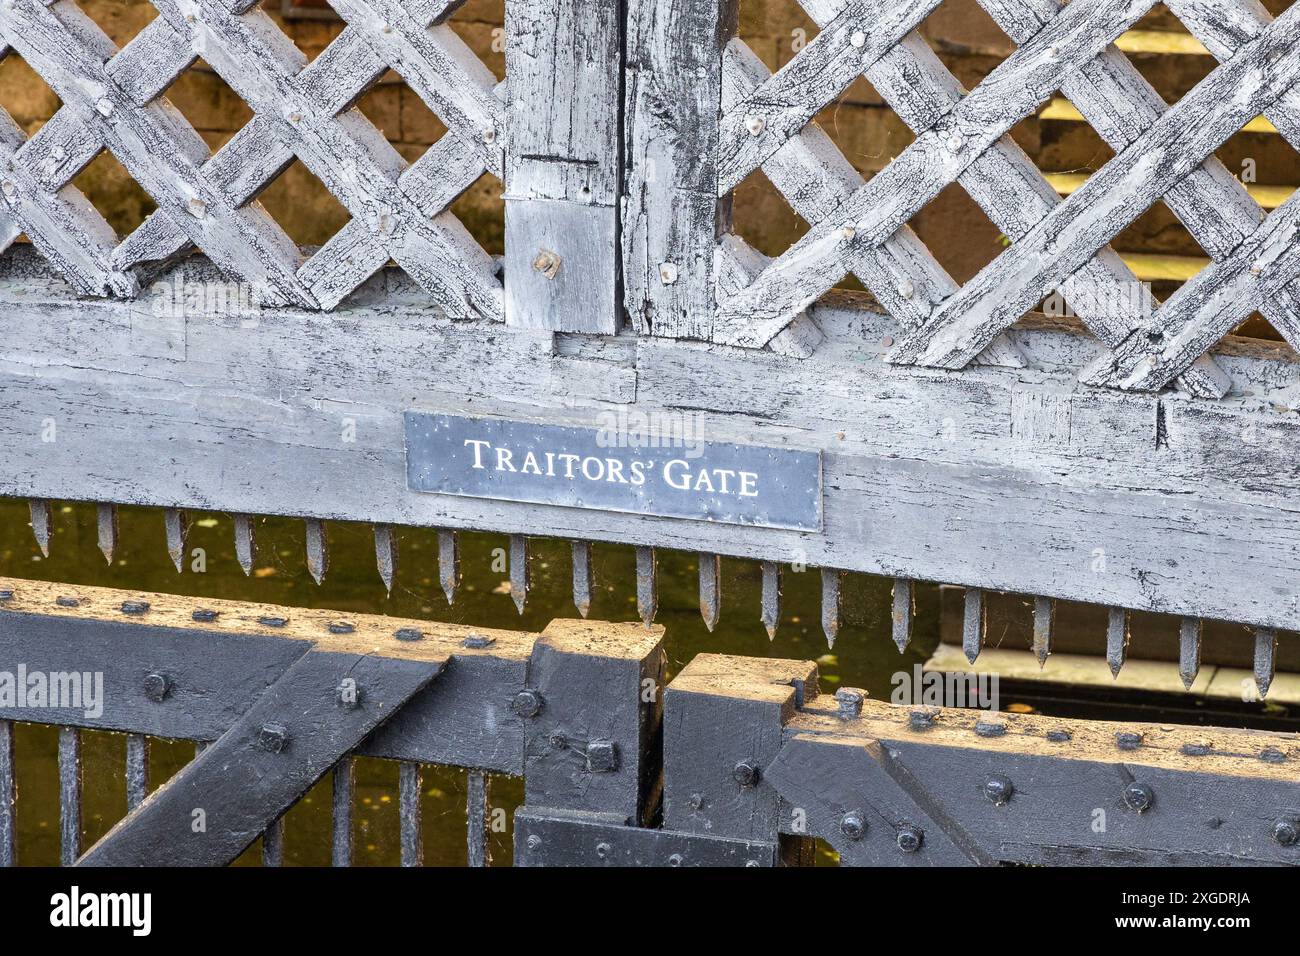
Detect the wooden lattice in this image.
<box><xmin>632</xmin><ymin>0</ymin><xmax>1300</xmax><ymax>397</ymax></box>
<box><xmin>0</xmin><ymin>0</ymin><xmax>504</xmax><ymax>317</ymax></box>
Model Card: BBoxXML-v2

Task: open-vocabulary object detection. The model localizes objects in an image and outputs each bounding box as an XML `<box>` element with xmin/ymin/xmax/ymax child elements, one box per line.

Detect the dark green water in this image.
<box><xmin>1</xmin><ymin>499</ymin><xmax>939</xmax><ymax>865</ymax></box>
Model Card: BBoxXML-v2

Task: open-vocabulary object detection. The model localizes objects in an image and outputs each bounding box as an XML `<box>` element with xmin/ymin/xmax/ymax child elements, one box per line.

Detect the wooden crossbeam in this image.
<box><xmin>79</xmin><ymin>644</ymin><xmax>446</xmax><ymax>866</ymax></box>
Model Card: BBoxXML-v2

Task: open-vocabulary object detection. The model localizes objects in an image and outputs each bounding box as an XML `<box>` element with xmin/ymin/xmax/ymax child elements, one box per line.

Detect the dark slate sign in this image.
<box><xmin>404</xmin><ymin>412</ymin><xmax>822</xmax><ymax>531</ymax></box>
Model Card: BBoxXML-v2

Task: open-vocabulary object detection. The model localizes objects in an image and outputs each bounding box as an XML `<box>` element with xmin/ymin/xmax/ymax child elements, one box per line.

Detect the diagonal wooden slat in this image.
<box><xmin>717</xmin><ymin>0</ymin><xmax>941</xmax><ymax>194</ymax></box>
<box><xmin>714</xmin><ymin>0</ymin><xmax>1157</xmax><ymax>330</ymax></box>
<box><xmin>889</xmin><ymin>3</ymin><xmax>1300</xmax><ymax>374</ymax></box>
<box><xmin>78</xmin><ymin>645</ymin><xmax>446</xmax><ymax>866</ymax></box>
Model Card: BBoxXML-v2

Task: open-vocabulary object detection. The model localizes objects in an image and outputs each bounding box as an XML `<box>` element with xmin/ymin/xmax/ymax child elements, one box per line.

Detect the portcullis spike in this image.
<box><xmin>97</xmin><ymin>503</ymin><xmax>118</xmax><ymax>565</ymax></box>
<box><xmin>571</xmin><ymin>541</ymin><xmax>592</xmax><ymax>618</ymax></box>
<box><xmin>699</xmin><ymin>554</ymin><xmax>721</xmax><ymax>632</ymax></box>
<box><xmin>760</xmin><ymin>561</ymin><xmax>781</xmax><ymax>640</ymax></box>
<box><xmin>636</xmin><ymin>546</ymin><xmax>657</xmax><ymax>628</ymax></box>
<box><xmin>305</xmin><ymin>519</ymin><xmax>328</xmax><ymax>585</ymax></box>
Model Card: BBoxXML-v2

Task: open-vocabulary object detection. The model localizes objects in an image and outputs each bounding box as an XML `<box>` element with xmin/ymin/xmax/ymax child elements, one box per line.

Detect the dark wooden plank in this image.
<box><xmin>59</xmin><ymin>727</ymin><xmax>81</xmax><ymax>866</ymax></box>
<box><xmin>78</xmin><ymin>649</ymin><xmax>446</xmax><ymax>866</ymax></box>
<box><xmin>0</xmin><ymin>720</ymin><xmax>12</xmax><ymax>866</ymax></box>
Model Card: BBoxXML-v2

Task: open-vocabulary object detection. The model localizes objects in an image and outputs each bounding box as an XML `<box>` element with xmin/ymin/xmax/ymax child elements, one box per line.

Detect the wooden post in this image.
<box><xmin>623</xmin><ymin>0</ymin><xmax>737</xmax><ymax>340</ymax></box>
<box><xmin>504</xmin><ymin>0</ymin><xmax>623</xmax><ymax>334</ymax></box>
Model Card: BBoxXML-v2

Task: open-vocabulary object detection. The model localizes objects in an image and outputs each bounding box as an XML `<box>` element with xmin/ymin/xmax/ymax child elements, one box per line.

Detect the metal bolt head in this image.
<box><xmin>659</xmin><ymin>262</ymin><xmax>679</xmax><ymax>285</ymax></box>
<box><xmin>595</xmin><ymin>841</ymin><xmax>611</xmax><ymax>859</ymax></box>
<box><xmin>896</xmin><ymin>824</ymin><xmax>924</xmax><ymax>853</ymax></box>
<box><xmin>143</xmin><ymin>672</ymin><xmax>171</xmax><ymax>703</ymax></box>
<box><xmin>688</xmin><ymin>792</ymin><xmax>705</xmax><ymax>811</ymax></box>
<box><xmin>732</xmin><ymin>760</ymin><xmax>760</xmax><ymax>788</ymax></box>
<box><xmin>526</xmin><ymin>834</ymin><xmax>542</xmax><ymax>851</ymax></box>
<box><xmin>835</xmin><ymin>687</ymin><xmax>865</xmax><ymax>719</ymax></box>
<box><xmin>849</xmin><ymin>30</ymin><xmax>866</xmax><ymax>48</ymax></box>
<box><xmin>840</xmin><ymin>810</ymin><xmax>866</xmax><ymax>841</ymax></box>
<box><xmin>482</xmin><ymin>128</ymin><xmax>497</xmax><ymax>144</ymax></box>
<box><xmin>512</xmin><ymin>689</ymin><xmax>543</xmax><ymax>719</ymax></box>
<box><xmin>0</xmin><ymin>180</ymin><xmax>15</xmax><ymax>200</ymax></box>
<box><xmin>983</xmin><ymin>774</ymin><xmax>1014</xmax><ymax>805</ymax></box>
<box><xmin>1123</xmin><ymin>781</ymin><xmax>1154</xmax><ymax>812</ymax></box>
<box><xmin>257</xmin><ymin>723</ymin><xmax>289</xmax><ymax>754</ymax></box>
<box><xmin>744</xmin><ymin>114</ymin><xmax>766</xmax><ymax>136</ymax></box>
<box><xmin>532</xmin><ymin>248</ymin><xmax>562</xmax><ymax>280</ymax></box>
<box><xmin>667</xmin><ymin>853</ymin><xmax>684</xmax><ymax>867</ymax></box>
<box><xmin>586</xmin><ymin>739</ymin><xmax>619</xmax><ymax>773</ymax></box>
<box><xmin>1273</xmin><ymin>819</ymin><xmax>1299</xmax><ymax>847</ymax></box>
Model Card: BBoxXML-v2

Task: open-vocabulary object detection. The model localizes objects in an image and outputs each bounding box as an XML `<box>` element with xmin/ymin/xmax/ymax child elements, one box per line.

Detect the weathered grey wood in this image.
<box><xmin>1255</xmin><ymin>627</ymin><xmax>1277</xmax><ymax>699</ymax></box>
<box><xmin>6</xmin><ymin>256</ymin><xmax>1300</xmax><ymax>631</ymax></box>
<box><xmin>438</xmin><ymin>530</ymin><xmax>460</xmax><ymax>605</ymax></box>
<box><xmin>399</xmin><ymin>761</ymin><xmax>423</xmax><ymax>867</ymax></box>
<box><xmin>636</xmin><ymin>546</ymin><xmax>657</xmax><ymax>627</ymax></box>
<box><xmin>332</xmin><ymin>757</ymin><xmax>354</xmax><ymax>867</ymax></box>
<box><xmin>234</xmin><ymin>514</ymin><xmax>256</xmax><ymax>576</ymax></box>
<box><xmin>164</xmin><ymin>508</ymin><xmax>188</xmax><ymax>574</ymax></box>
<box><xmin>374</xmin><ymin>524</ymin><xmax>397</xmax><ymax>595</ymax></box>
<box><xmin>623</xmin><ymin>0</ymin><xmax>737</xmax><ymax>340</ymax></box>
<box><xmin>717</xmin><ymin>0</ymin><xmax>1155</xmax><ymax>331</ymax></box>
<box><xmin>79</xmin><ymin>645</ymin><xmax>445</xmax><ymax>866</ymax></box>
<box><xmin>892</xmin><ymin>579</ymin><xmax>913</xmax><ymax>654</ymax></box>
<box><xmin>893</xmin><ymin>2</ymin><xmax>1300</xmax><ymax>373</ymax></box>
<box><xmin>305</xmin><ymin>518</ymin><xmax>328</xmax><ymax>585</ymax></box>
<box><xmin>1179</xmin><ymin>617</ymin><xmax>1203</xmax><ymax>690</ymax></box>
<box><xmin>699</xmin><ymin>554</ymin><xmax>721</xmax><ymax>632</ymax></box>
<box><xmin>1032</xmin><ymin>596</ymin><xmax>1054</xmax><ymax>668</ymax></box>
<box><xmin>524</xmin><ymin>620</ymin><xmax>665</xmax><ymax>826</ymax></box>
<box><xmin>59</xmin><ymin>726</ymin><xmax>81</xmax><ymax>866</ymax></box>
<box><xmin>509</xmin><ymin>534</ymin><xmax>529</xmax><ymax>614</ymax></box>
<box><xmin>0</xmin><ymin>720</ymin><xmax>13</xmax><ymax>867</ymax></box>
<box><xmin>467</xmin><ymin>770</ymin><xmax>489</xmax><ymax>868</ymax></box>
<box><xmin>96</xmin><ymin>503</ymin><xmax>117</xmax><ymax>565</ymax></box>
<box><xmin>788</xmin><ymin>683</ymin><xmax>1300</xmax><ymax>865</ymax></box>
<box><xmin>571</xmin><ymin>541</ymin><xmax>593</xmax><ymax>618</ymax></box>
<box><xmin>1107</xmin><ymin>607</ymin><xmax>1130</xmax><ymax>678</ymax></box>
<box><xmin>821</xmin><ymin>568</ymin><xmax>841</xmax><ymax>648</ymax></box>
<box><xmin>760</xmin><ymin>561</ymin><xmax>781</xmax><ymax>640</ymax></box>
<box><xmin>504</xmin><ymin>0</ymin><xmax>620</xmax><ymax>334</ymax></box>
<box><xmin>962</xmin><ymin>588</ymin><xmax>985</xmax><ymax>664</ymax></box>
<box><xmin>28</xmin><ymin>498</ymin><xmax>51</xmax><ymax>557</ymax></box>
<box><xmin>125</xmin><ymin>734</ymin><xmax>149</xmax><ymax>812</ymax></box>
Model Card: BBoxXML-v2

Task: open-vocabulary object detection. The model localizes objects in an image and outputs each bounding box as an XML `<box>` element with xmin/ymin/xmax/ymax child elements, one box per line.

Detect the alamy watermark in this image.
<box><xmin>0</xmin><ymin>666</ymin><xmax>104</xmax><ymax>718</ymax></box>
<box><xmin>595</xmin><ymin>409</ymin><xmax>705</xmax><ymax>459</ymax></box>
<box><xmin>890</xmin><ymin>664</ymin><xmax>1000</xmax><ymax>711</ymax></box>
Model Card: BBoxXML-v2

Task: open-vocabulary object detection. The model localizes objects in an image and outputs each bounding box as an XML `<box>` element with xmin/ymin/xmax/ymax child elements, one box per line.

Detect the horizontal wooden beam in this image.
<box><xmin>1</xmin><ymin>253</ymin><xmax>1299</xmax><ymax>630</ymax></box>
<box><xmin>0</xmin><ymin>576</ymin><xmax>541</xmax><ymax>772</ymax></box>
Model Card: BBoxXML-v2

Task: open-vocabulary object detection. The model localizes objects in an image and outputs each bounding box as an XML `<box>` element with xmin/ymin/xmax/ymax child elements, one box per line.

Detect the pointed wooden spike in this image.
<box><xmin>699</xmin><ymin>553</ymin><xmax>721</xmax><ymax>632</ymax></box>
<box><xmin>571</xmin><ymin>541</ymin><xmax>593</xmax><ymax>618</ymax></box>
<box><xmin>892</xmin><ymin>578</ymin><xmax>913</xmax><ymax>653</ymax></box>
<box><xmin>438</xmin><ymin>530</ymin><xmax>460</xmax><ymax>604</ymax></box>
<box><xmin>28</xmin><ymin>499</ymin><xmax>51</xmax><ymax>557</ymax></box>
<box><xmin>1106</xmin><ymin>607</ymin><xmax>1129</xmax><ymax>678</ymax></box>
<box><xmin>305</xmin><ymin>518</ymin><xmax>329</xmax><ymax>585</ymax></box>
<box><xmin>636</xmin><ymin>546</ymin><xmax>657</xmax><ymax>627</ymax></box>
<box><xmin>164</xmin><ymin>508</ymin><xmax>188</xmax><ymax>573</ymax></box>
<box><xmin>760</xmin><ymin>561</ymin><xmax>781</xmax><ymax>640</ymax></box>
<box><xmin>234</xmin><ymin>514</ymin><xmax>256</xmax><ymax>576</ymax></box>
<box><xmin>509</xmin><ymin>534</ymin><xmax>528</xmax><ymax>614</ymax></box>
<box><xmin>821</xmin><ymin>568</ymin><xmax>840</xmax><ymax>648</ymax></box>
<box><xmin>1254</xmin><ymin>627</ymin><xmax>1277</xmax><ymax>699</ymax></box>
<box><xmin>374</xmin><ymin>524</ymin><xmax>397</xmax><ymax>595</ymax></box>
<box><xmin>1032</xmin><ymin>596</ymin><xmax>1054</xmax><ymax>668</ymax></box>
<box><xmin>1178</xmin><ymin>617</ymin><xmax>1203</xmax><ymax>690</ymax></box>
<box><xmin>962</xmin><ymin>588</ymin><xmax>984</xmax><ymax>664</ymax></box>
<box><xmin>96</xmin><ymin>503</ymin><xmax>118</xmax><ymax>565</ymax></box>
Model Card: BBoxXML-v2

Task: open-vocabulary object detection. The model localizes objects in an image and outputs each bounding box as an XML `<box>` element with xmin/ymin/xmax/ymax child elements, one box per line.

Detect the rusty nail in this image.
<box><xmin>532</xmin><ymin>249</ymin><xmax>562</xmax><ymax>280</ymax></box>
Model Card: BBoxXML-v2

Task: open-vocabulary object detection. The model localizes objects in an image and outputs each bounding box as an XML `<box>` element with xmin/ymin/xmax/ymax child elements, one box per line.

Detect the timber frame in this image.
<box><xmin>1</xmin><ymin>579</ymin><xmax>1296</xmax><ymax>866</ymax></box>
<box><xmin>1</xmin><ymin>0</ymin><xmax>1300</xmax><ymax>865</ymax></box>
